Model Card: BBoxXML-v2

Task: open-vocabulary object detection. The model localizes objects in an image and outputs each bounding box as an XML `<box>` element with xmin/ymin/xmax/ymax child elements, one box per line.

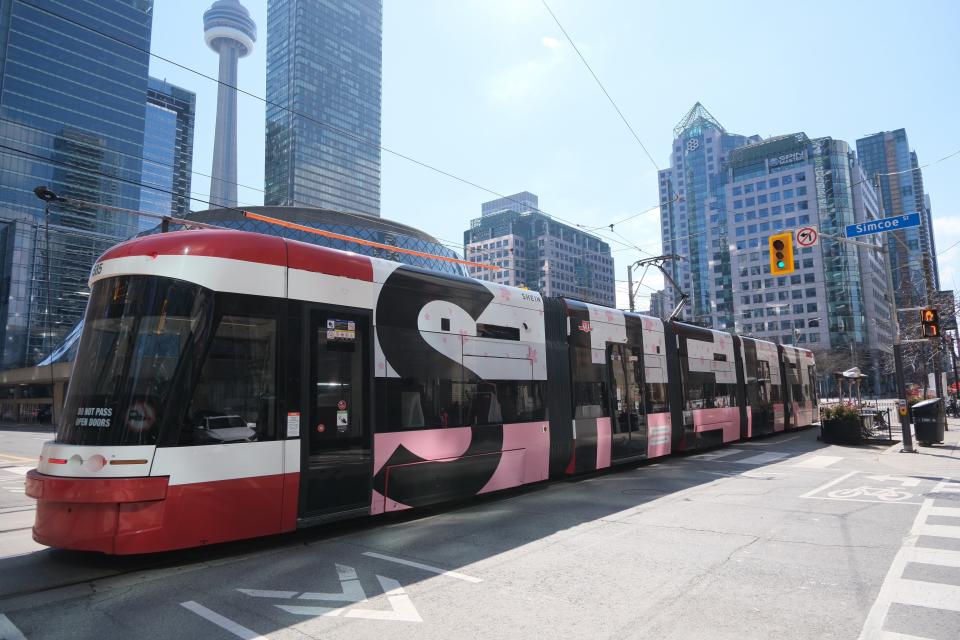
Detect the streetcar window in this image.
<box><xmin>57</xmin><ymin>276</ymin><xmax>212</xmax><ymax>447</ymax></box>
<box><xmin>645</xmin><ymin>382</ymin><xmax>669</xmax><ymax>414</ymax></box>
<box><xmin>178</xmin><ymin>316</ymin><xmax>277</xmax><ymax>446</ymax></box>
<box><xmin>574</xmin><ymin>381</ymin><xmax>609</xmax><ymax>418</ymax></box>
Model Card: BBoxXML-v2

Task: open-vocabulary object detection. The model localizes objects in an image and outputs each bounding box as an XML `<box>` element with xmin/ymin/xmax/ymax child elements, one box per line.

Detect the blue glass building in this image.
<box><xmin>140</xmin><ymin>77</ymin><xmax>196</xmax><ymax>231</ymax></box>
<box><xmin>0</xmin><ymin>0</ymin><xmax>153</xmax><ymax>368</ymax></box>
<box><xmin>856</xmin><ymin>129</ymin><xmax>939</xmax><ymax>308</ymax></box>
<box><xmin>658</xmin><ymin>103</ymin><xmax>759</xmax><ymax>328</ymax></box>
<box><xmin>264</xmin><ymin>0</ymin><xmax>382</xmax><ymax>216</ymax></box>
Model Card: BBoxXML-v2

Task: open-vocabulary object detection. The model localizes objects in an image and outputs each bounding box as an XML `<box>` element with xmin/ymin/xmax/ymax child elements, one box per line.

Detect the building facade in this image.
<box><xmin>722</xmin><ymin>134</ymin><xmax>892</xmax><ymax>389</ymax></box>
<box><xmin>463</xmin><ymin>193</ymin><xmax>616</xmax><ymax>307</ymax></box>
<box><xmin>264</xmin><ymin>0</ymin><xmax>382</xmax><ymax>216</ymax></box>
<box><xmin>0</xmin><ymin>0</ymin><xmax>153</xmax><ymax>368</ymax></box>
<box><xmin>856</xmin><ymin>129</ymin><xmax>940</xmax><ymax>308</ymax></box>
<box><xmin>658</xmin><ymin>103</ymin><xmax>759</xmax><ymax>328</ymax></box>
<box><xmin>140</xmin><ymin>77</ymin><xmax>196</xmax><ymax>230</ymax></box>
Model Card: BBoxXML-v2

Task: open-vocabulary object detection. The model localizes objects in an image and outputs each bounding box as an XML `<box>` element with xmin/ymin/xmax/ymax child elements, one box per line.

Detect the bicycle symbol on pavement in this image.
<box><xmin>826</xmin><ymin>486</ymin><xmax>913</xmax><ymax>502</ymax></box>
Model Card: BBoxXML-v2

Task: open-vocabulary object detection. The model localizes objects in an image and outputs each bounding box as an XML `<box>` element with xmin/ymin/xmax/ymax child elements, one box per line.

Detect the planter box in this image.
<box><xmin>821</xmin><ymin>416</ymin><xmax>863</xmax><ymax>445</ymax></box>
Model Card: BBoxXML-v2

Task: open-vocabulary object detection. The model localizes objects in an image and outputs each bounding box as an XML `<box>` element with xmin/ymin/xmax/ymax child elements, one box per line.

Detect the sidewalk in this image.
<box><xmin>877</xmin><ymin>416</ymin><xmax>960</xmax><ymax>478</ymax></box>
<box><xmin>0</xmin><ymin>421</ymin><xmax>54</xmax><ymax>434</ymax></box>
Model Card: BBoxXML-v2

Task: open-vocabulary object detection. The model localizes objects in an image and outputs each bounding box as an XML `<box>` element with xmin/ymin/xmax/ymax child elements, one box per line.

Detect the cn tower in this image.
<box><xmin>203</xmin><ymin>0</ymin><xmax>256</xmax><ymax>209</ymax></box>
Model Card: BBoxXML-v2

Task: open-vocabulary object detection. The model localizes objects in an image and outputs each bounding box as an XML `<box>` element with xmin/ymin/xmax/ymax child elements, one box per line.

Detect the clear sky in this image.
<box><xmin>150</xmin><ymin>0</ymin><xmax>960</xmax><ymax>310</ymax></box>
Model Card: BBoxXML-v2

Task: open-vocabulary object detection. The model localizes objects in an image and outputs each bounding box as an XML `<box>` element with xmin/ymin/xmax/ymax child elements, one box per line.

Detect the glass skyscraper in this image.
<box><xmin>140</xmin><ymin>77</ymin><xmax>196</xmax><ymax>231</ymax></box>
<box><xmin>0</xmin><ymin>0</ymin><xmax>152</xmax><ymax>368</ymax></box>
<box><xmin>856</xmin><ymin>129</ymin><xmax>939</xmax><ymax>308</ymax></box>
<box><xmin>658</xmin><ymin>103</ymin><xmax>758</xmax><ymax>328</ymax></box>
<box><xmin>264</xmin><ymin>0</ymin><xmax>382</xmax><ymax>217</ymax></box>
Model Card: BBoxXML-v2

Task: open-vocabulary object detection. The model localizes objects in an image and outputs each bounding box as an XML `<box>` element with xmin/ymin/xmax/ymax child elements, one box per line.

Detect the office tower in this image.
<box><xmin>856</xmin><ymin>130</ymin><xmax>939</xmax><ymax>308</ymax></box>
<box><xmin>203</xmin><ymin>0</ymin><xmax>256</xmax><ymax>209</ymax></box>
<box><xmin>464</xmin><ymin>192</ymin><xmax>616</xmax><ymax>307</ymax></box>
<box><xmin>0</xmin><ymin>0</ymin><xmax>153</xmax><ymax>368</ymax></box>
<box><xmin>140</xmin><ymin>78</ymin><xmax>197</xmax><ymax>230</ymax></box>
<box><xmin>264</xmin><ymin>0</ymin><xmax>382</xmax><ymax>216</ymax></box>
<box><xmin>658</xmin><ymin>103</ymin><xmax>759</xmax><ymax>328</ymax></box>
<box><xmin>723</xmin><ymin>134</ymin><xmax>893</xmax><ymax>391</ymax></box>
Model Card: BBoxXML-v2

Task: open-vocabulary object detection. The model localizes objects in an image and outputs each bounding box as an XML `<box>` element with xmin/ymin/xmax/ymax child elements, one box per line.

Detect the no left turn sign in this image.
<box><xmin>796</xmin><ymin>226</ymin><xmax>819</xmax><ymax>247</ymax></box>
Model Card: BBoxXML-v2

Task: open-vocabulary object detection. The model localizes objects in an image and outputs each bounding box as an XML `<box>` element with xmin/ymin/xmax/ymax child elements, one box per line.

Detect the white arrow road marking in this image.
<box><xmin>181</xmin><ymin>601</ymin><xmax>269</xmax><ymax>640</ymax></box>
<box><xmin>239</xmin><ymin>564</ymin><xmax>422</xmax><ymax>622</ymax></box>
<box><xmin>362</xmin><ymin>551</ymin><xmax>483</xmax><ymax>583</ymax></box>
<box><xmin>298</xmin><ymin>564</ymin><xmax>367</xmax><ymax>603</ymax></box>
<box><xmin>343</xmin><ymin>576</ymin><xmax>422</xmax><ymax>622</ymax></box>
<box><xmin>0</xmin><ymin>614</ymin><xmax>27</xmax><ymax>640</ymax></box>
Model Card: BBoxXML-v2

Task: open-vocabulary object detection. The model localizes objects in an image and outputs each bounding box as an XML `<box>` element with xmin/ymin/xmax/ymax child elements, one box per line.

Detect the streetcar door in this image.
<box><xmin>301</xmin><ymin>309</ymin><xmax>372</xmax><ymax>519</ymax></box>
<box><xmin>607</xmin><ymin>344</ymin><xmax>646</xmax><ymax>461</ymax></box>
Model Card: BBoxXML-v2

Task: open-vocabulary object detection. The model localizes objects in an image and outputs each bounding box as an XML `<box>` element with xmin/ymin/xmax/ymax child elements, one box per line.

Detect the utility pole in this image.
<box><xmin>627</xmin><ymin>263</ymin><xmax>635</xmax><ymax>313</ymax></box>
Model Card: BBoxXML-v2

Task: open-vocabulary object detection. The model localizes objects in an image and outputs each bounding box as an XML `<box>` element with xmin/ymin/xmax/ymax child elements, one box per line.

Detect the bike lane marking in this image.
<box><xmin>800</xmin><ymin>470</ymin><xmax>859</xmax><ymax>499</ymax></box>
<box><xmin>0</xmin><ymin>613</ymin><xmax>27</xmax><ymax>640</ymax></box>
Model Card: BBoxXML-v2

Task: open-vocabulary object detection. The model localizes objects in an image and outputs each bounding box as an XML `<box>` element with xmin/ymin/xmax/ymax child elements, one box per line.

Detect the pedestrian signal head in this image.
<box><xmin>920</xmin><ymin>307</ymin><xmax>940</xmax><ymax>338</ymax></box>
<box><xmin>768</xmin><ymin>232</ymin><xmax>794</xmax><ymax>275</ymax></box>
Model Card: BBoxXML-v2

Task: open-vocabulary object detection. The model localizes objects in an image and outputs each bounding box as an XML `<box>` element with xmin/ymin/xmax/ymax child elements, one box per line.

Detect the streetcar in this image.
<box><xmin>26</xmin><ymin>229</ymin><xmax>817</xmax><ymax>554</ymax></box>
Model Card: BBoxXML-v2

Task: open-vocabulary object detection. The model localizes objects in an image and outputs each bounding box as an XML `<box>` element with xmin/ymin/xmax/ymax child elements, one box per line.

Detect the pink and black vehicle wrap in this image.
<box><xmin>550</xmin><ymin>301</ymin><xmax>672</xmax><ymax>474</ymax></box>
<box><xmin>779</xmin><ymin>345</ymin><xmax>817</xmax><ymax>429</ymax></box>
<box><xmin>733</xmin><ymin>336</ymin><xmax>784</xmax><ymax>437</ymax></box>
<box><xmin>666</xmin><ymin>322</ymin><xmax>741</xmax><ymax>451</ymax></box>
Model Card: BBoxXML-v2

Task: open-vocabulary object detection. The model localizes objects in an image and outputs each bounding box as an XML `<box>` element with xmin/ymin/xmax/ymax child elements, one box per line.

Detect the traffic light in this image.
<box><xmin>768</xmin><ymin>232</ymin><xmax>795</xmax><ymax>275</ymax></box>
<box><xmin>920</xmin><ymin>307</ymin><xmax>940</xmax><ymax>338</ymax></box>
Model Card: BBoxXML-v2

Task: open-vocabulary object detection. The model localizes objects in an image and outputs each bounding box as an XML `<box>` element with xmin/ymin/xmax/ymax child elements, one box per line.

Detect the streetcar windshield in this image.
<box><xmin>56</xmin><ymin>275</ymin><xmax>213</xmax><ymax>446</ymax></box>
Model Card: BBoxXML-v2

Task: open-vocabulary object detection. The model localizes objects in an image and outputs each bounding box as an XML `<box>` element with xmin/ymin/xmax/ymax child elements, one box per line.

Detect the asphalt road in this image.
<box><xmin>0</xmin><ymin>424</ymin><xmax>958</xmax><ymax>640</ymax></box>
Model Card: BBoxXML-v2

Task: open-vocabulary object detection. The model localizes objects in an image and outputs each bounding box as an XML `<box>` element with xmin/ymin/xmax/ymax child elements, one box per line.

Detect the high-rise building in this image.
<box><xmin>140</xmin><ymin>78</ymin><xmax>196</xmax><ymax>230</ymax></box>
<box><xmin>463</xmin><ymin>193</ymin><xmax>616</xmax><ymax>307</ymax></box>
<box><xmin>203</xmin><ymin>0</ymin><xmax>256</xmax><ymax>209</ymax></box>
<box><xmin>264</xmin><ymin>0</ymin><xmax>382</xmax><ymax>216</ymax></box>
<box><xmin>658</xmin><ymin>103</ymin><xmax>759</xmax><ymax>328</ymax></box>
<box><xmin>722</xmin><ymin>134</ymin><xmax>893</xmax><ymax>390</ymax></box>
<box><xmin>0</xmin><ymin>0</ymin><xmax>153</xmax><ymax>368</ymax></box>
<box><xmin>856</xmin><ymin>129</ymin><xmax>939</xmax><ymax>307</ymax></box>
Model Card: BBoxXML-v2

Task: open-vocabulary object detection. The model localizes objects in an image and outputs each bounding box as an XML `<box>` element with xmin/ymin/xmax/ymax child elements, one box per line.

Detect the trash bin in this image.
<box><xmin>911</xmin><ymin>398</ymin><xmax>945</xmax><ymax>446</ymax></box>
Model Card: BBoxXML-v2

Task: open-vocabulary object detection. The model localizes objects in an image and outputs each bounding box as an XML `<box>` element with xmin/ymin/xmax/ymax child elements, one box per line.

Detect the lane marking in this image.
<box><xmin>887</xmin><ymin>578</ymin><xmax>960</xmax><ymax>612</ymax></box>
<box><xmin>880</xmin><ymin>632</ymin><xmax>935</xmax><ymax>640</ymax></box>
<box><xmin>362</xmin><ymin>552</ymin><xmax>482</xmax><ymax>583</ymax></box>
<box><xmin>180</xmin><ymin>601</ymin><xmax>269</xmax><ymax>640</ymax></box>
<box><xmin>931</xmin><ymin>478</ymin><xmax>959</xmax><ymax>494</ymax></box>
<box><xmin>733</xmin><ymin>452</ymin><xmax>788</xmax><ymax>465</ymax></box>
<box><xmin>236</xmin><ymin>589</ymin><xmax>298</xmax><ymax>599</ymax></box>
<box><xmin>793</xmin><ymin>455</ymin><xmax>843</xmax><ymax>469</ymax></box>
<box><xmin>0</xmin><ymin>614</ymin><xmax>27</xmax><ymax>640</ymax></box>
<box><xmin>687</xmin><ymin>448</ymin><xmax>744</xmax><ymax>461</ymax></box>
<box><xmin>0</xmin><ymin>455</ymin><xmax>35</xmax><ymax>463</ymax></box>
<box><xmin>740</xmin><ymin>435</ymin><xmax>800</xmax><ymax>446</ymax></box>
<box><xmin>801</xmin><ymin>470</ymin><xmax>858</xmax><ymax>498</ymax></box>
<box><xmin>2</xmin><ymin>468</ymin><xmax>30</xmax><ymax>476</ymax></box>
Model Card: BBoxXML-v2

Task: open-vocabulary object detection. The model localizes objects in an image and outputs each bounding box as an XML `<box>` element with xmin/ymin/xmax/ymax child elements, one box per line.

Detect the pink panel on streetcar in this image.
<box><xmin>693</xmin><ymin>407</ymin><xmax>741</xmax><ymax>442</ymax></box>
<box><xmin>480</xmin><ymin>421</ymin><xmax>550</xmax><ymax>493</ymax></box>
<box><xmin>773</xmin><ymin>403</ymin><xmax>785</xmax><ymax>432</ymax></box>
<box><xmin>372</xmin><ymin>427</ymin><xmax>473</xmax><ymax>475</ymax></box>
<box><xmin>370</xmin><ymin>489</ymin><xmax>410</xmax><ymax>515</ymax></box>
<box><xmin>646</xmin><ymin>412</ymin><xmax>671</xmax><ymax>458</ymax></box>
<box><xmin>596</xmin><ymin>417</ymin><xmax>612</xmax><ymax>469</ymax></box>
<box><xmin>746</xmin><ymin>406</ymin><xmax>753</xmax><ymax>439</ymax></box>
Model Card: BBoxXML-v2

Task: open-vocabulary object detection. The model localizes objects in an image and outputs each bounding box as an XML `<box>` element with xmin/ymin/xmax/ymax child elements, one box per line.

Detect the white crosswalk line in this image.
<box><xmin>858</xmin><ymin>497</ymin><xmax>960</xmax><ymax>639</ymax></box>
<box><xmin>928</xmin><ymin>506</ymin><xmax>960</xmax><ymax>518</ymax></box>
<box><xmin>733</xmin><ymin>452</ymin><xmax>788</xmax><ymax>465</ymax></box>
<box><xmin>793</xmin><ymin>455</ymin><xmax>843</xmax><ymax>469</ymax></box>
<box><xmin>888</xmin><ymin>579</ymin><xmax>960</xmax><ymax>612</ymax></box>
<box><xmin>915</xmin><ymin>524</ymin><xmax>960</xmax><ymax>539</ymax></box>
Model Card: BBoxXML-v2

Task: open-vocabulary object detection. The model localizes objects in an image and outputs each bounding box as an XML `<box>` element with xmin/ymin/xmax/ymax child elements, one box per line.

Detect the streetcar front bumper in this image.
<box><xmin>26</xmin><ymin>470</ymin><xmax>169</xmax><ymax>554</ymax></box>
